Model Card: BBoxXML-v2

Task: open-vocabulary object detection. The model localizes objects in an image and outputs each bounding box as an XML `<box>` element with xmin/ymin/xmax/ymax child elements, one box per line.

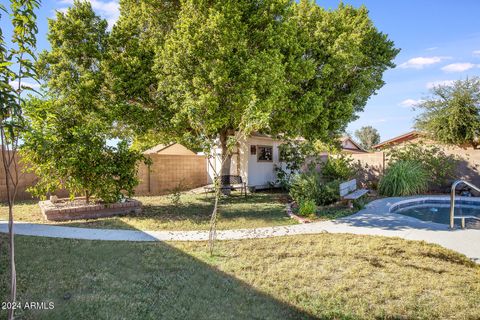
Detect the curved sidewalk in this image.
<box><xmin>1</xmin><ymin>197</ymin><xmax>479</xmax><ymax>263</ymax></box>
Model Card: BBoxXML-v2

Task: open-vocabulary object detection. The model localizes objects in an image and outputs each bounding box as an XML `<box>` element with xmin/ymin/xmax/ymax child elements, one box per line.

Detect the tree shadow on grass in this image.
<box><xmin>0</xmin><ymin>234</ymin><xmax>316</xmax><ymax>320</ymax></box>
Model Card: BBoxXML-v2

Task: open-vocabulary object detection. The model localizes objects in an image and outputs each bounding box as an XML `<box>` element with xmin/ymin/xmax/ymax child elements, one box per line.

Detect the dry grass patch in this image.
<box><xmin>1</xmin><ymin>233</ymin><xmax>479</xmax><ymax>319</ymax></box>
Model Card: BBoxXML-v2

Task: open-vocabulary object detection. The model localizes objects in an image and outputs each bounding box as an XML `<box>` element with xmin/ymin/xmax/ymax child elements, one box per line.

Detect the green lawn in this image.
<box><xmin>0</xmin><ymin>234</ymin><xmax>479</xmax><ymax>319</ymax></box>
<box><xmin>0</xmin><ymin>191</ymin><xmax>297</xmax><ymax>231</ymax></box>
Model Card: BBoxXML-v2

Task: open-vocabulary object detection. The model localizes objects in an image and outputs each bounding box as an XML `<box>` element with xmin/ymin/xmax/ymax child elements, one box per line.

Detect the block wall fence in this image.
<box><xmin>0</xmin><ymin>152</ymin><xmax>208</xmax><ymax>201</ymax></box>
<box><xmin>134</xmin><ymin>154</ymin><xmax>208</xmax><ymax>196</ymax></box>
<box><xmin>350</xmin><ymin>148</ymin><xmax>480</xmax><ymax>187</ymax></box>
<box><xmin>0</xmin><ymin>152</ymin><xmax>38</xmax><ymax>201</ymax></box>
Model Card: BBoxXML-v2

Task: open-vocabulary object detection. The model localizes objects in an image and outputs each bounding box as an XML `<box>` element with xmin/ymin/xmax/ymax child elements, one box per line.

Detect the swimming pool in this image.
<box><xmin>390</xmin><ymin>198</ymin><xmax>480</xmax><ymax>229</ymax></box>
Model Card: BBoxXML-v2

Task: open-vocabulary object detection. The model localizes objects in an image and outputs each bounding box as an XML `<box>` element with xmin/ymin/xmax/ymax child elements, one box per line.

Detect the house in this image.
<box><xmin>372</xmin><ymin>131</ymin><xmax>422</xmax><ymax>150</ymax></box>
<box><xmin>340</xmin><ymin>136</ymin><xmax>367</xmax><ymax>154</ymax></box>
<box><xmin>206</xmin><ymin>133</ymin><xmax>284</xmax><ymax>189</ymax></box>
<box><xmin>207</xmin><ymin>134</ymin><xmax>364</xmax><ymax>190</ymax></box>
<box><xmin>143</xmin><ymin>143</ymin><xmax>196</xmax><ymax>155</ymax></box>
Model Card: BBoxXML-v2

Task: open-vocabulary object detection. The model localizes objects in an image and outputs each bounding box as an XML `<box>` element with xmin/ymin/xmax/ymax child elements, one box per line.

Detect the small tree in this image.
<box><xmin>22</xmin><ymin>98</ymin><xmax>147</xmax><ymax>203</ymax></box>
<box><xmin>355</xmin><ymin>126</ymin><xmax>380</xmax><ymax>150</ymax></box>
<box><xmin>21</xmin><ymin>1</ymin><xmax>146</xmax><ymax>203</ymax></box>
<box><xmin>415</xmin><ymin>77</ymin><xmax>480</xmax><ymax>149</ymax></box>
<box><xmin>0</xmin><ymin>1</ymin><xmax>40</xmax><ymax>319</ymax></box>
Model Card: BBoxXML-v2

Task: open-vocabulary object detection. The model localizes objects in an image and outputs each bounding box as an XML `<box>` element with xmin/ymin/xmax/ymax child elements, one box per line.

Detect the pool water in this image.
<box><xmin>393</xmin><ymin>204</ymin><xmax>480</xmax><ymax>229</ymax></box>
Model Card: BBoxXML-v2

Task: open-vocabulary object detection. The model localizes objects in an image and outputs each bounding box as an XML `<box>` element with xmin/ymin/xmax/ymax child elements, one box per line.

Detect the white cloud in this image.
<box><xmin>473</xmin><ymin>50</ymin><xmax>480</xmax><ymax>57</ymax></box>
<box><xmin>399</xmin><ymin>98</ymin><xmax>424</xmax><ymax>108</ymax></box>
<box><xmin>56</xmin><ymin>0</ymin><xmax>119</xmax><ymax>28</ymax></box>
<box><xmin>399</xmin><ymin>56</ymin><xmax>449</xmax><ymax>69</ymax></box>
<box><xmin>426</xmin><ymin>80</ymin><xmax>455</xmax><ymax>89</ymax></box>
<box><xmin>441</xmin><ymin>62</ymin><xmax>477</xmax><ymax>72</ymax></box>
<box><xmin>9</xmin><ymin>80</ymin><xmax>41</xmax><ymax>90</ymax></box>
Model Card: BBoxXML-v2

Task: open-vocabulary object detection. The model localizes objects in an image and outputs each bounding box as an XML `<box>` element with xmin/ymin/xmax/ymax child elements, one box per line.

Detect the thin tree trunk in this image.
<box><xmin>1</xmin><ymin>132</ymin><xmax>16</xmax><ymax>320</ymax></box>
<box><xmin>219</xmin><ymin>130</ymin><xmax>232</xmax><ymax>195</ymax></box>
<box><xmin>208</xmin><ymin>184</ymin><xmax>221</xmax><ymax>255</ymax></box>
<box><xmin>7</xmin><ymin>205</ymin><xmax>15</xmax><ymax>320</ymax></box>
<box><xmin>207</xmin><ymin>130</ymin><xmax>246</xmax><ymax>255</ymax></box>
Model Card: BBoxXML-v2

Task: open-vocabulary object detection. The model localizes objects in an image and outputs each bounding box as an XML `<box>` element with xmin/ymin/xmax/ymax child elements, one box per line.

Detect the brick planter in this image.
<box><xmin>286</xmin><ymin>202</ymin><xmax>313</xmax><ymax>224</ymax></box>
<box><xmin>39</xmin><ymin>198</ymin><xmax>142</xmax><ymax>221</ymax></box>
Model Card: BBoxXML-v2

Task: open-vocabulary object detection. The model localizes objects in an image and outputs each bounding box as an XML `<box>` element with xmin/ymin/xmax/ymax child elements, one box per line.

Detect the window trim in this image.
<box><xmin>256</xmin><ymin>145</ymin><xmax>273</xmax><ymax>162</ymax></box>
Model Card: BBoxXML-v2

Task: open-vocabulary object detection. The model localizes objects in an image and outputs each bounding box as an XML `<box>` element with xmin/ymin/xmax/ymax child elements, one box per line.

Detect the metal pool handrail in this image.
<box><xmin>450</xmin><ymin>180</ymin><xmax>480</xmax><ymax>229</ymax></box>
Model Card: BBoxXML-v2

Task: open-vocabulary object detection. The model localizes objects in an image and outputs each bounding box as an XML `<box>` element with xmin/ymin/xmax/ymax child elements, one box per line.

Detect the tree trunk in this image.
<box><xmin>219</xmin><ymin>130</ymin><xmax>232</xmax><ymax>195</ymax></box>
<box><xmin>1</xmin><ymin>139</ymin><xmax>16</xmax><ymax>320</ymax></box>
<box><xmin>208</xmin><ymin>185</ymin><xmax>220</xmax><ymax>255</ymax></box>
<box><xmin>7</xmin><ymin>204</ymin><xmax>16</xmax><ymax>320</ymax></box>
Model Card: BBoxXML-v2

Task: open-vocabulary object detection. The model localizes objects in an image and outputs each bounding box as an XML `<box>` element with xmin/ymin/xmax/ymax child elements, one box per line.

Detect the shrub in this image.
<box><xmin>274</xmin><ymin>140</ymin><xmax>320</xmax><ymax>190</ymax></box>
<box><xmin>289</xmin><ymin>171</ymin><xmax>340</xmax><ymax>206</ymax></box>
<box><xmin>322</xmin><ymin>155</ymin><xmax>354</xmax><ymax>181</ymax></box>
<box><xmin>386</xmin><ymin>143</ymin><xmax>457</xmax><ymax>189</ymax></box>
<box><xmin>169</xmin><ymin>183</ymin><xmax>184</xmax><ymax>206</ymax></box>
<box><xmin>298</xmin><ymin>199</ymin><xmax>317</xmax><ymax>217</ymax></box>
<box><xmin>289</xmin><ymin>171</ymin><xmax>321</xmax><ymax>204</ymax></box>
<box><xmin>378</xmin><ymin>160</ymin><xmax>429</xmax><ymax>196</ymax></box>
<box><xmin>319</xmin><ymin>180</ymin><xmax>341</xmax><ymax>205</ymax></box>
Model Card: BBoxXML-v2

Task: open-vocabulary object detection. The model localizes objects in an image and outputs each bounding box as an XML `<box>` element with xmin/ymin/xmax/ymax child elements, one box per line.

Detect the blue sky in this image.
<box><xmin>2</xmin><ymin>0</ymin><xmax>480</xmax><ymax>142</ymax></box>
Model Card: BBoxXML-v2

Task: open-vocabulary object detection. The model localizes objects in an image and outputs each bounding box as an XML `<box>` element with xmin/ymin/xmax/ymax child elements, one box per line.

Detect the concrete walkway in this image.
<box><xmin>1</xmin><ymin>196</ymin><xmax>479</xmax><ymax>263</ymax></box>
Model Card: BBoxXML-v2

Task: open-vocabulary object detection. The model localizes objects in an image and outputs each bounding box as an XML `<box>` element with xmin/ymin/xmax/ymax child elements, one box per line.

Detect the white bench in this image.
<box><xmin>339</xmin><ymin>179</ymin><xmax>368</xmax><ymax>207</ymax></box>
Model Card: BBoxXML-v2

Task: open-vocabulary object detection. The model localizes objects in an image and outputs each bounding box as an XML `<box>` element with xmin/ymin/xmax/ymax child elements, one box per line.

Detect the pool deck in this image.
<box><xmin>0</xmin><ymin>195</ymin><xmax>479</xmax><ymax>263</ymax></box>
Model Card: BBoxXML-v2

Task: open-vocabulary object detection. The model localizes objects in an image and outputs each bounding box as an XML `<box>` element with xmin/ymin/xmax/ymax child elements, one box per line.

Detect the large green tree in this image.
<box><xmin>104</xmin><ymin>0</ymin><xmax>180</xmax><ymax>144</ymax></box>
<box><xmin>415</xmin><ymin>77</ymin><xmax>480</xmax><ymax>149</ymax></box>
<box><xmin>107</xmin><ymin>0</ymin><xmax>398</xmax><ymax>252</ymax></box>
<box><xmin>109</xmin><ymin>0</ymin><xmax>398</xmax><ymax>175</ymax></box>
<box><xmin>22</xmin><ymin>1</ymin><xmax>145</xmax><ymax>203</ymax></box>
<box><xmin>355</xmin><ymin>126</ymin><xmax>380</xmax><ymax>150</ymax></box>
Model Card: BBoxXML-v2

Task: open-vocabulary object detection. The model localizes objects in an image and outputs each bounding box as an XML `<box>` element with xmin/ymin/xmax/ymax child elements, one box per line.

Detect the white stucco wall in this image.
<box><xmin>246</xmin><ymin>136</ymin><xmax>283</xmax><ymax>188</ymax></box>
<box><xmin>205</xmin><ymin>147</ymin><xmax>221</xmax><ymax>184</ymax></box>
<box><xmin>205</xmin><ymin>135</ymin><xmax>285</xmax><ymax>188</ymax></box>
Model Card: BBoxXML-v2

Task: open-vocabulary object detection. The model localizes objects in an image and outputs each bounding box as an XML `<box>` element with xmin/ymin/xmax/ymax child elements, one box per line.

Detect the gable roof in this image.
<box><xmin>143</xmin><ymin>144</ymin><xmax>171</xmax><ymax>154</ymax></box>
<box><xmin>143</xmin><ymin>143</ymin><xmax>196</xmax><ymax>155</ymax></box>
<box><xmin>372</xmin><ymin>131</ymin><xmax>421</xmax><ymax>150</ymax></box>
<box><xmin>340</xmin><ymin>136</ymin><xmax>367</xmax><ymax>153</ymax></box>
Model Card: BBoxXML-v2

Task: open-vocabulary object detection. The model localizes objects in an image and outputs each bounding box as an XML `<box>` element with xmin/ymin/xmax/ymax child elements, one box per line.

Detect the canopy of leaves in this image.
<box><xmin>354</xmin><ymin>126</ymin><xmax>380</xmax><ymax>150</ymax></box>
<box><xmin>415</xmin><ymin>77</ymin><xmax>480</xmax><ymax>149</ymax></box>
<box><xmin>0</xmin><ymin>0</ymin><xmax>40</xmax><ymax>147</ymax></box>
<box><xmin>22</xmin><ymin>99</ymin><xmax>146</xmax><ymax>203</ymax></box>
<box><xmin>108</xmin><ymin>0</ymin><xmax>399</xmax><ymax>152</ymax></box>
<box><xmin>21</xmin><ymin>1</ymin><xmax>145</xmax><ymax>202</ymax></box>
<box><xmin>104</xmin><ymin>0</ymin><xmax>180</xmax><ymax>139</ymax></box>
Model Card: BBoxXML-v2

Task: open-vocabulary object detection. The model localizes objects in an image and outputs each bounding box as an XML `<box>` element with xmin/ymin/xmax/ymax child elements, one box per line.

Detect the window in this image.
<box><xmin>257</xmin><ymin>145</ymin><xmax>273</xmax><ymax>162</ymax></box>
